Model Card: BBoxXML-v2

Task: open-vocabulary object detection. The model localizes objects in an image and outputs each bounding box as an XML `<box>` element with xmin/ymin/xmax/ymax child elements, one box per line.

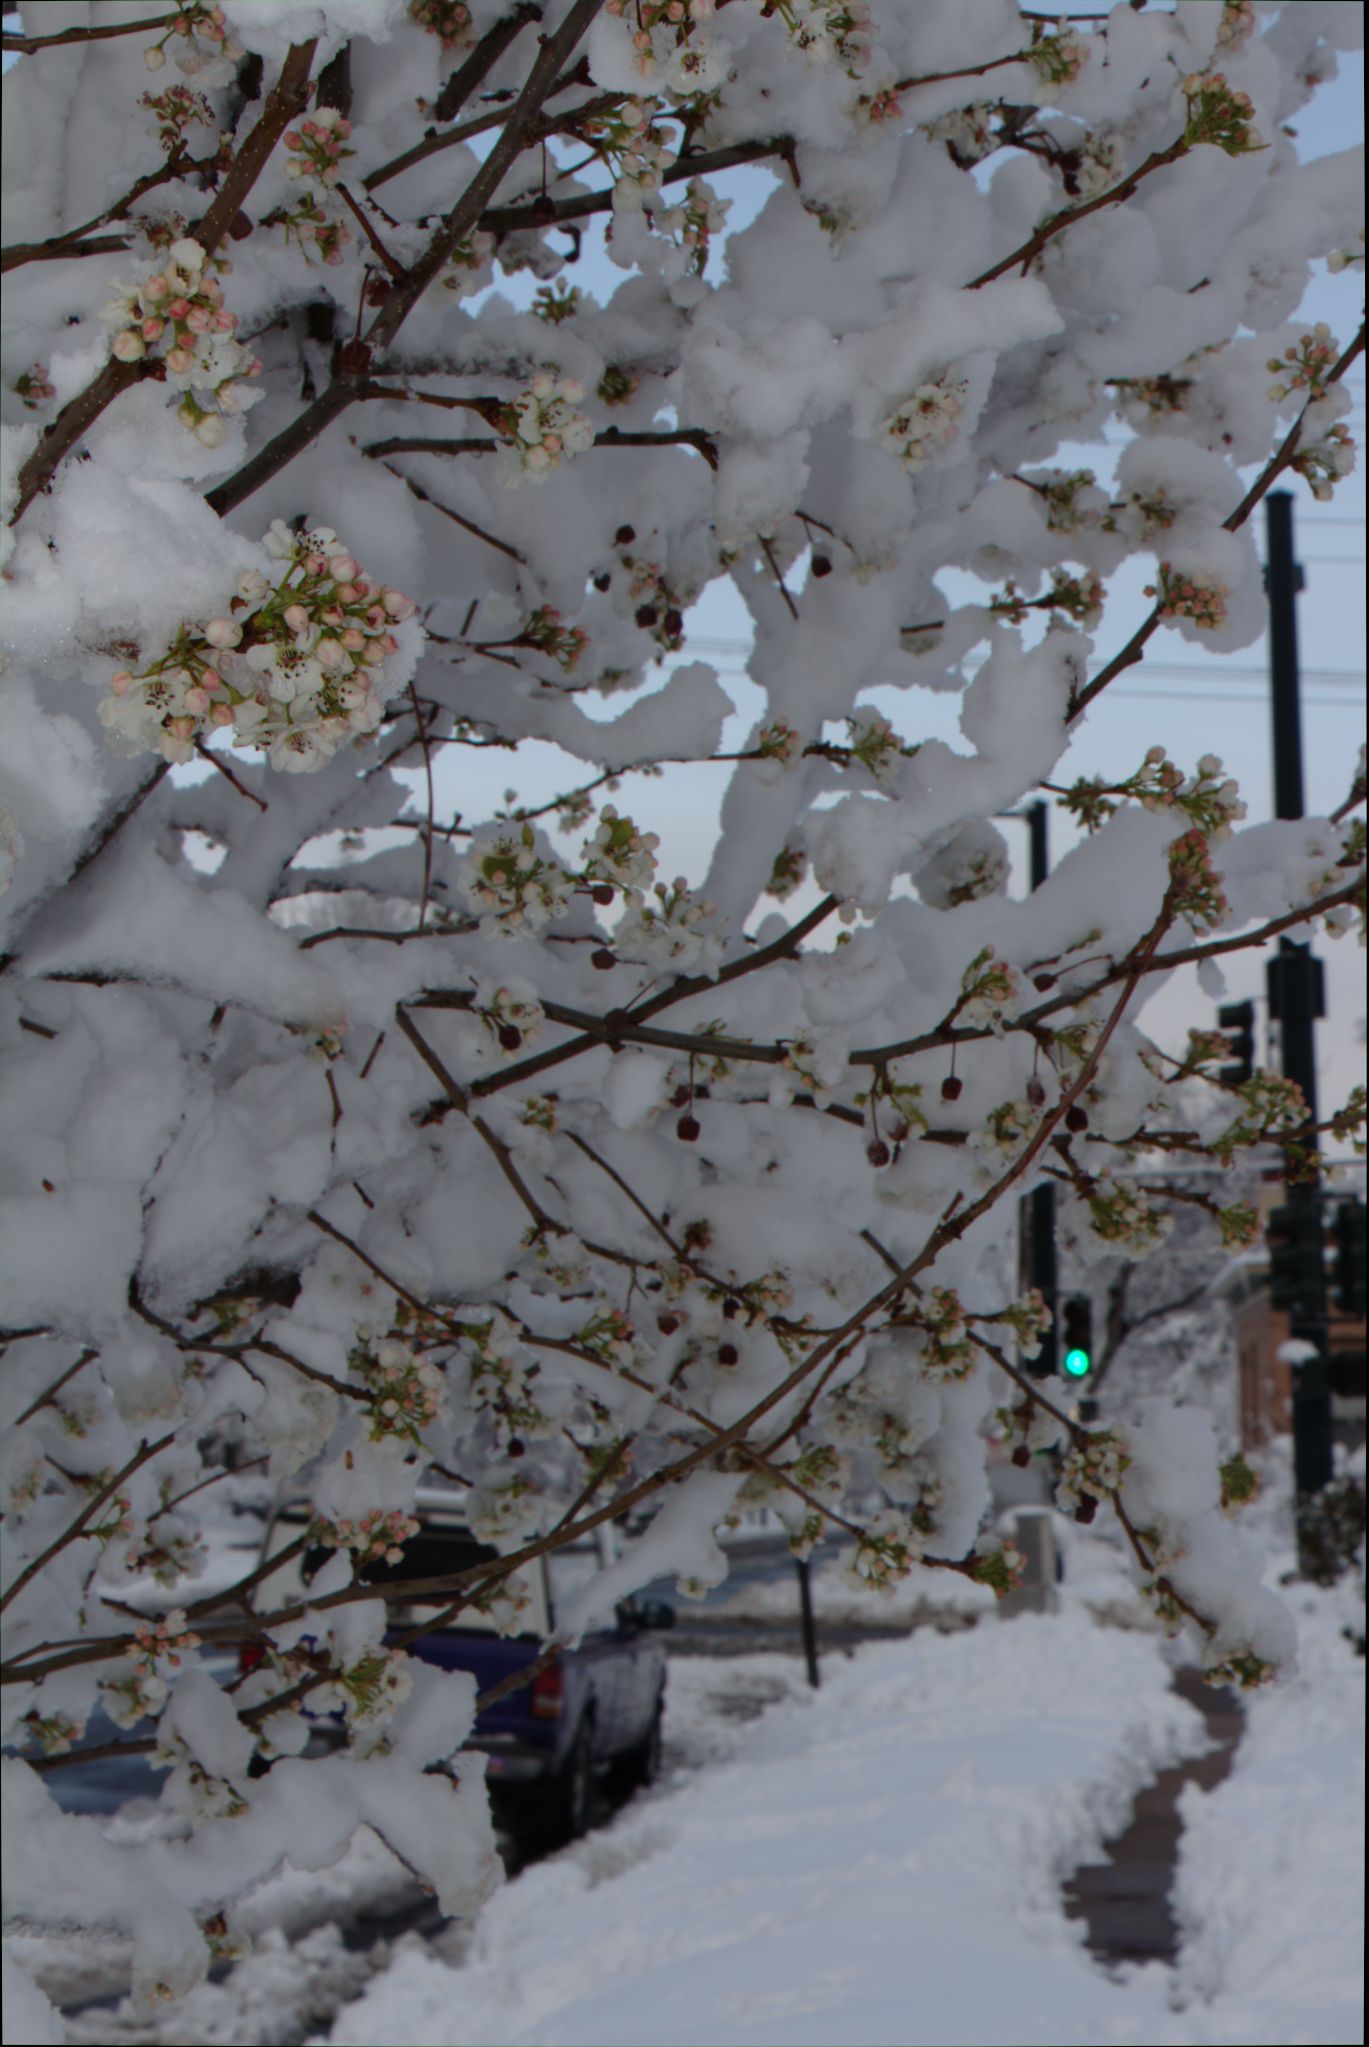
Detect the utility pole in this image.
<box><xmin>1021</xmin><ymin>801</ymin><xmax>1058</xmax><ymax>1381</ymax></box>
<box><xmin>1264</xmin><ymin>491</ymin><xmax>1333</xmax><ymax>1529</ymax></box>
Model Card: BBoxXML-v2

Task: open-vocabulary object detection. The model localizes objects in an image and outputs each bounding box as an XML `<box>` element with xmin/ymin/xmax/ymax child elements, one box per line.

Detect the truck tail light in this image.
<box><xmin>530</xmin><ymin>1662</ymin><xmax>564</xmax><ymax>1720</ymax></box>
<box><xmin>238</xmin><ymin>1641</ymin><xmax>265</xmax><ymax>1677</ymax></box>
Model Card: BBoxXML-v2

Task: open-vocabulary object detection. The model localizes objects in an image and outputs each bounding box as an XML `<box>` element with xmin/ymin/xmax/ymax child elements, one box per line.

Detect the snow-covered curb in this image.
<box><xmin>319</xmin><ymin>1610</ymin><xmax>1206</xmax><ymax>2047</ymax></box>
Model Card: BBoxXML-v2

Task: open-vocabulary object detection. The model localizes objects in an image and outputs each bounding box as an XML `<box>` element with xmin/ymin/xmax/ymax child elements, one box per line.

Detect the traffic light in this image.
<box><xmin>1060</xmin><ymin>1296</ymin><xmax>1093</xmax><ymax>1380</ymax></box>
<box><xmin>1332</xmin><ymin>1199</ymin><xmax>1367</xmax><ymax>1318</ymax></box>
<box><xmin>1267</xmin><ymin>1204</ymin><xmax>1325</xmax><ymax>1319</ymax></box>
<box><xmin>1216</xmin><ymin>1000</ymin><xmax>1255</xmax><ymax>1087</ymax></box>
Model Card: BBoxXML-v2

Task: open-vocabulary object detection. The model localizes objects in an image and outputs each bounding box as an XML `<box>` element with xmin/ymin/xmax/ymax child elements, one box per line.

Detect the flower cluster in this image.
<box><xmin>990</xmin><ymin>1288</ymin><xmax>1053</xmax><ymax>1361</ymax></box>
<box><xmin>351</xmin><ymin>1335</ymin><xmax>444</xmax><ymax>1445</ymax></box>
<box><xmin>845</xmin><ymin>712</ymin><xmax>909</xmax><ymax>785</ymax></box>
<box><xmin>312</xmin><ymin>1509</ymin><xmax>421</xmax><ymax>1567</ymax></box>
<box><xmin>1084</xmin><ymin>1177</ymin><xmax>1174</xmax><ymax>1253</ymax></box>
<box><xmin>1267</xmin><ymin>324</ymin><xmax>1339</xmax><ymax>403</ymax></box>
<box><xmin>652</xmin><ymin>177</ymin><xmax>731</xmax><ymax>273</ymax></box>
<box><xmin>1075</xmin><ymin>131</ymin><xmax>1125</xmax><ymax>200</ymax></box>
<box><xmin>766</xmin><ymin>842</ymin><xmax>808</xmax><ymax>899</ymax></box>
<box><xmin>409</xmin><ymin>0</ymin><xmax>473</xmax><ymax>50</ymax></box>
<box><xmin>97</xmin><ymin>521</ymin><xmax>413</xmax><ymax>771</ymax></box>
<box><xmin>970</xmin><ymin>1097</ymin><xmax>1037</xmax><ymax>1164</ymax></box>
<box><xmin>1145</xmin><ymin>563</ymin><xmax>1229</xmax><ymax>632</ymax></box>
<box><xmin>911</xmin><ymin>1287</ymin><xmax>975</xmax><ymax>1382</ymax></box>
<box><xmin>1055</xmin><ymin>1428</ymin><xmax>1130</xmax><ymax>1519</ymax></box>
<box><xmin>777</xmin><ymin>1030</ymin><xmax>849</xmax><ymax>1101</ymax></box>
<box><xmin>616</xmin><ymin>538</ymin><xmax>689</xmax><ymax>650</ymax></box>
<box><xmin>851</xmin><ymin>85</ymin><xmax>903</xmax><ymax>132</ymax></box>
<box><xmin>769</xmin><ymin>0</ymin><xmax>873</xmax><ymax>73</ymax></box>
<box><xmin>1137</xmin><ymin>748</ymin><xmax>1246</xmax><ymax>838</ymax></box>
<box><xmin>498</xmin><ymin>374</ymin><xmax>595</xmax><ymax>482</ymax></box>
<box><xmin>470</xmin><ymin>979</ymin><xmax>545</xmax><ymax>1057</ymax></box>
<box><xmin>1027</xmin><ymin>467</ymin><xmax>1108</xmax><ymax>534</ymax></box>
<box><xmin>604</xmin><ymin>0</ymin><xmax>726</xmax><ymax>95</ymax></box>
<box><xmin>104</xmin><ymin>237</ymin><xmax>259</xmax><ymax>444</ymax></box>
<box><xmin>440</xmin><ymin>229</ymin><xmax>496</xmax><ymax>298</ymax></box>
<box><xmin>757</xmin><ymin>720</ymin><xmax>804</xmax><ymax>767</ymax></box>
<box><xmin>575</xmin><ymin>1308</ymin><xmax>638</xmax><ymax>1370</ymax></box>
<box><xmin>144</xmin><ymin>3</ymin><xmax>242</xmax><ymax>77</ymax></box>
<box><xmin>463</xmin><ymin>1313</ymin><xmax>544</xmax><ymax>1436</ymax></box>
<box><xmin>325</xmin><ymin>1646</ymin><xmax>413</xmax><ymax>1750</ymax></box>
<box><xmin>614</xmin><ymin>877</ymin><xmax>722</xmax><ymax>972</ymax></box>
<box><xmin>1027</xmin><ymin>21</ymin><xmax>1090</xmax><ymax>95</ymax></box>
<box><xmin>11</xmin><ymin>363</ymin><xmax>55</xmax><ymax>410</ymax></box>
<box><xmin>968</xmin><ymin>1534</ymin><xmax>1027</xmax><ymax>1599</ymax></box>
<box><xmin>103</xmin><ymin>1610</ymin><xmax>202</xmax><ymax>1728</ymax></box>
<box><xmin>141</xmin><ymin>84</ymin><xmax>214</xmax><ymax>156</ymax></box>
<box><xmin>845</xmin><ymin>1506</ymin><xmax>922</xmax><ymax>1592</ymax></box>
<box><xmin>1210</xmin><ymin>1070</ymin><xmax>1308</xmax><ymax>1166</ymax></box>
<box><xmin>1291</xmin><ymin>422</ymin><xmax>1356</xmax><ymax>502</ymax></box>
<box><xmin>583</xmin><ymin>806</ymin><xmax>661</xmax><ymax>894</ymax></box>
<box><xmin>923</xmin><ymin>103</ymin><xmax>998</xmax><ymax>165</ymax></box>
<box><xmin>1216</xmin><ymin>1</ymin><xmax>1255</xmax><ymax>54</ymax></box>
<box><xmin>1168</xmin><ymin>826</ymin><xmax>1229</xmax><ymax>930</ymax></box>
<box><xmin>21</xmin><ymin>1709</ymin><xmax>86</xmax><ymax>1758</ymax></box>
<box><xmin>879</xmin><ymin>372</ymin><xmax>967</xmax><ymax>471</ymax></box>
<box><xmin>996</xmin><ymin>1394</ymin><xmax>1064</xmax><ymax>1462</ymax></box>
<box><xmin>956</xmin><ymin>946</ymin><xmax>1020</xmax><ymax>1031</ymax></box>
<box><xmin>457</xmin><ymin>823</ymin><xmax>575</xmax><ymax>935</ymax></box>
<box><xmin>1182</xmin><ymin>72</ymin><xmax>1263</xmax><ymax>156</ymax></box>
<box><xmin>588</xmin><ymin>100</ymin><xmax>678</xmax><ymax>214</ymax></box>
<box><xmin>284</xmin><ymin>107</ymin><xmax>354</xmax><ymax>193</ymax></box>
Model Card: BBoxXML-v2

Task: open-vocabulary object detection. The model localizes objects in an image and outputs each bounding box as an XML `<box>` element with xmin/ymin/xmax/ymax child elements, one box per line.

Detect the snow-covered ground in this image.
<box><xmin>8</xmin><ymin>1499</ymin><xmax>1362</xmax><ymax>2047</ymax></box>
<box><xmin>317</xmin><ymin>1609</ymin><xmax>1209</xmax><ymax>2047</ymax></box>
<box><xmin>315</xmin><ymin>1589</ymin><xmax>1363</xmax><ymax>2047</ymax></box>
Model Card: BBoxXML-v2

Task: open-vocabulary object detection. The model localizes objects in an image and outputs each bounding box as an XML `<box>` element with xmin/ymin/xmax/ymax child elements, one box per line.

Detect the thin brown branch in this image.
<box><xmin>1</xmin><ymin>1434</ymin><xmax>177</xmax><ymax>1617</ymax></box>
<box><xmin>11</xmin><ymin>40</ymin><xmax>319</xmax><ymax>525</ymax></box>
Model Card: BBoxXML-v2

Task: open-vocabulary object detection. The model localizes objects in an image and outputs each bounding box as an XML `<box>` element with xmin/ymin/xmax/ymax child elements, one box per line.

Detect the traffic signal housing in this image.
<box><xmin>1333</xmin><ymin>1199</ymin><xmax>1367</xmax><ymax>1318</ymax></box>
<box><xmin>1060</xmin><ymin>1296</ymin><xmax>1093</xmax><ymax>1381</ymax></box>
<box><xmin>1216</xmin><ymin>1000</ymin><xmax>1255</xmax><ymax>1087</ymax></box>
<box><xmin>1267</xmin><ymin>1204</ymin><xmax>1325</xmax><ymax>1320</ymax></box>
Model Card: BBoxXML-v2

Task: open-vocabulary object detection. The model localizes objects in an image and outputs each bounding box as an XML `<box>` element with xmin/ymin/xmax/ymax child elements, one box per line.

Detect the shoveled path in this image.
<box><xmin>1063</xmin><ymin>1666</ymin><xmax>1244</xmax><ymax>1966</ymax></box>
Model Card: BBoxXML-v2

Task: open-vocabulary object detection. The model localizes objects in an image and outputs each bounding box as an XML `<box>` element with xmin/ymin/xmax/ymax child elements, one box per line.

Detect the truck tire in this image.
<box><xmin>613</xmin><ymin>1698</ymin><xmax>664</xmax><ymax>1795</ymax></box>
<box><xmin>549</xmin><ymin>1717</ymin><xmax>594</xmax><ymax>1844</ymax></box>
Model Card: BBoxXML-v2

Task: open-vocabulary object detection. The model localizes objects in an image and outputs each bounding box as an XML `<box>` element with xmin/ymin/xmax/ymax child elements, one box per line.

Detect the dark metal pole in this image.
<box><xmin>795</xmin><ymin>1556</ymin><xmax>820</xmax><ymax>1688</ymax></box>
<box><xmin>1023</xmin><ymin>802</ymin><xmax>1058</xmax><ymax>1378</ymax></box>
<box><xmin>1265</xmin><ymin>492</ymin><xmax>1333</xmax><ymax>1516</ymax></box>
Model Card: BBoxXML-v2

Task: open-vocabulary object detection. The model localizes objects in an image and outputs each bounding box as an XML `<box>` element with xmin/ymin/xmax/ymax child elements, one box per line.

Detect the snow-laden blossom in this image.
<box><xmin>1083</xmin><ymin>1177</ymin><xmax>1175</xmax><ymax>1254</ymax></box>
<box><xmin>103</xmin><ymin>237</ymin><xmax>260</xmax><ymax>438</ymax></box>
<box><xmin>582</xmin><ymin>806</ymin><xmax>660</xmax><ymax>894</ymax></box>
<box><xmin>1145</xmin><ymin>563</ymin><xmax>1229</xmax><ymax>632</ymax></box>
<box><xmin>879</xmin><ymin>372</ymin><xmax>968</xmax><ymax>471</ymax></box>
<box><xmin>768</xmin><ymin>0</ymin><xmax>872</xmax><ymax>73</ymax></box>
<box><xmin>1182</xmin><ymin>71</ymin><xmax>1263</xmax><ymax>156</ymax></box>
<box><xmin>352</xmin><ymin>1334</ymin><xmax>445</xmax><ymax>1445</ymax></box>
<box><xmin>143</xmin><ymin>2</ymin><xmax>242</xmax><ymax>80</ymax></box>
<box><xmin>458</xmin><ymin>823</ymin><xmax>575</xmax><ymax>935</ymax></box>
<box><xmin>1056</xmin><ymin>1428</ymin><xmax>1131</xmax><ymax>1517</ymax></box>
<box><xmin>845</xmin><ymin>1506</ymin><xmax>923</xmax><ymax>1591</ymax></box>
<box><xmin>614</xmin><ymin>878</ymin><xmax>723</xmax><ymax>972</ymax></box>
<box><xmin>409</xmin><ymin>0</ymin><xmax>474</xmax><ymax>51</ymax></box>
<box><xmin>310</xmin><ymin>1509</ymin><xmax>421</xmax><ymax>1567</ymax></box>
<box><xmin>469</xmin><ymin>978</ymin><xmax>546</xmax><ymax>1057</ymax></box>
<box><xmin>498</xmin><ymin>373</ymin><xmax>595</xmax><ymax>482</ymax></box>
<box><xmin>94</xmin><ymin>521</ymin><xmax>414</xmax><ymax>769</ymax></box>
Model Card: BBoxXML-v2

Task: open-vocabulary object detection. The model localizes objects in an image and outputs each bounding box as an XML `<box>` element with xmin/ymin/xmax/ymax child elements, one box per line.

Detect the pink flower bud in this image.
<box><xmin>379</xmin><ymin>633</ymin><xmax>399</xmax><ymax>655</ymax></box>
<box><xmin>112</xmin><ymin>330</ymin><xmax>147</xmax><ymax>363</ymax></box>
<box><xmin>110</xmin><ymin>671</ymin><xmax>134</xmax><ymax>695</ymax></box>
<box><xmin>361</xmin><ymin>640</ymin><xmax>386</xmax><ymax>665</ymax></box>
<box><xmin>341</xmin><ymin>629</ymin><xmax>365</xmax><ymax>651</ymax></box>
<box><xmin>336</xmin><ymin>583</ymin><xmax>360</xmax><ymax>604</ymax></box>
<box><xmin>169</xmin><ymin>716</ymin><xmax>197</xmax><ymax>740</ymax></box>
<box><xmin>210</xmin><ymin>702</ymin><xmax>235</xmax><ymax>727</ymax></box>
<box><xmin>165</xmin><ymin>347</ymin><xmax>193</xmax><ymax>375</ymax></box>
<box><xmin>365</xmin><ymin>605</ymin><xmax>386</xmax><ymax>629</ymax></box>
<box><xmin>283</xmin><ymin>604</ymin><xmax>309</xmax><ymax>632</ymax></box>
<box><xmin>183</xmin><ymin>687</ymin><xmax>208</xmax><ymax>715</ymax></box>
<box><xmin>383</xmin><ymin>590</ymin><xmax>414</xmax><ymax>618</ymax></box>
<box><xmin>143</xmin><ymin>275</ymin><xmax>169</xmax><ymax>303</ymax></box>
<box><xmin>330</xmin><ymin>555</ymin><xmax>358</xmax><ymax>581</ymax></box>
<box><xmin>284</xmin><ymin>129</ymin><xmax>303</xmax><ymax>148</ymax></box>
<box><xmin>166</xmin><ymin>298</ymin><xmax>191</xmax><ymax>319</ymax></box>
<box><xmin>141</xmin><ymin>317</ymin><xmax>165</xmax><ymax>342</ymax></box>
<box><xmin>186</xmin><ymin>306</ymin><xmax>211</xmax><ymax>333</ymax></box>
<box><xmin>203</xmin><ymin>618</ymin><xmax>241</xmax><ymax>649</ymax></box>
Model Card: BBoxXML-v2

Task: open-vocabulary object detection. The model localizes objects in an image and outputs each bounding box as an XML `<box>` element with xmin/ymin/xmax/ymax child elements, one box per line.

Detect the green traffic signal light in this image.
<box><xmin>1062</xmin><ymin>1347</ymin><xmax>1091</xmax><ymax>1379</ymax></box>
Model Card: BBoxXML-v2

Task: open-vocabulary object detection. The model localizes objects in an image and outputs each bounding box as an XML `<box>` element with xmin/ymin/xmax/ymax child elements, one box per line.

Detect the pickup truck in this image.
<box><xmin>249</xmin><ymin>1490</ymin><xmax>674</xmax><ymax>1842</ymax></box>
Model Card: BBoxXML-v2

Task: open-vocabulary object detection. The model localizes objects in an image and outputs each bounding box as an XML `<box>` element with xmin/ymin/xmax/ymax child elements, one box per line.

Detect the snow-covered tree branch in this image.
<box><xmin>1</xmin><ymin>0</ymin><xmax>1365</xmax><ymax>2016</ymax></box>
